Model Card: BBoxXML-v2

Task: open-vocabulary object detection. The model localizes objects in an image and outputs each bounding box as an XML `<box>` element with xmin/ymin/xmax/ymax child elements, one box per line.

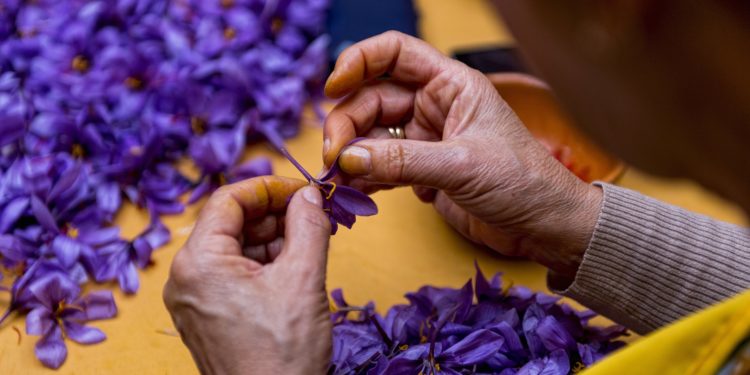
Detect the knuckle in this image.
<box><xmin>299</xmin><ymin>210</ymin><xmax>331</xmax><ymax>233</ymax></box>
<box><xmin>212</xmin><ymin>184</ymin><xmax>234</xmax><ymax>199</ymax></box>
<box><xmin>448</xmin><ymin>143</ymin><xmax>474</xmax><ymax>170</ymax></box>
<box><xmin>384</xmin><ymin>142</ymin><xmax>407</xmax><ymax>182</ymax></box>
<box><xmin>441</xmin><ymin>142</ymin><xmax>475</xmax><ymax>187</ymax></box>
<box><xmin>382</xmin><ymin>30</ymin><xmax>405</xmax><ymax>40</ymax></box>
<box><xmin>168</xmin><ymin>250</ymin><xmax>199</xmax><ymax>288</ymax></box>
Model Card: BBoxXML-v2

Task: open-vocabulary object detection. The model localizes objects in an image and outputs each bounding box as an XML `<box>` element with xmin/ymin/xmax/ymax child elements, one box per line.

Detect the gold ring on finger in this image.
<box><xmin>387</xmin><ymin>126</ymin><xmax>406</xmax><ymax>139</ymax></box>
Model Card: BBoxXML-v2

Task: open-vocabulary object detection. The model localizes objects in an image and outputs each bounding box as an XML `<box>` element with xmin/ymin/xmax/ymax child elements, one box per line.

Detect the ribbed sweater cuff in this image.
<box><xmin>550</xmin><ymin>182</ymin><xmax>750</xmax><ymax>334</ymax></box>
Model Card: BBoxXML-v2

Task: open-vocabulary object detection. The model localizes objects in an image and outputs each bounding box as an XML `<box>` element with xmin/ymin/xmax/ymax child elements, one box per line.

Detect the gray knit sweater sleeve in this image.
<box><xmin>549</xmin><ymin>182</ymin><xmax>750</xmax><ymax>334</ymax></box>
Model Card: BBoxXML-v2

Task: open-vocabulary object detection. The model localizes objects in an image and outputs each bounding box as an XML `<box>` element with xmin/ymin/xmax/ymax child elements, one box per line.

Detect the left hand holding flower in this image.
<box><xmin>163</xmin><ymin>176</ymin><xmax>332</xmax><ymax>375</ymax></box>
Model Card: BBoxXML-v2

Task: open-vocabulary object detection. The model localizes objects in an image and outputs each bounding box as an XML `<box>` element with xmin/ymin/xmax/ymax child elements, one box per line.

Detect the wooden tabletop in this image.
<box><xmin>2</xmin><ymin>1</ymin><xmax>745</xmax><ymax>374</ymax></box>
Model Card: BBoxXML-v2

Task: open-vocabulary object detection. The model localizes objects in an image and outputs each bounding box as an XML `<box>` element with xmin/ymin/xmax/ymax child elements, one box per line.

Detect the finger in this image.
<box><xmin>364</xmin><ymin>120</ymin><xmax>440</xmax><ymax>142</ymax></box>
<box><xmin>242</xmin><ymin>237</ymin><xmax>285</xmax><ymax>265</ymax></box>
<box><xmin>243</xmin><ymin>215</ymin><xmax>283</xmax><ymax>246</ymax></box>
<box><xmin>275</xmin><ymin>186</ymin><xmax>331</xmax><ymax>289</ymax></box>
<box><xmin>336</xmin><ymin>138</ymin><xmax>471</xmax><ymax>191</ymax></box>
<box><xmin>186</xmin><ymin>176</ymin><xmax>306</xmax><ymax>256</ymax></box>
<box><xmin>324</xmin><ymin>30</ymin><xmax>449</xmax><ymax>98</ymax></box>
<box><xmin>413</xmin><ymin>186</ymin><xmax>437</xmax><ymax>203</ymax></box>
<box><xmin>323</xmin><ymin>81</ymin><xmax>415</xmax><ymax>166</ymax></box>
<box><xmin>433</xmin><ymin>191</ymin><xmax>474</xmax><ymax>240</ymax></box>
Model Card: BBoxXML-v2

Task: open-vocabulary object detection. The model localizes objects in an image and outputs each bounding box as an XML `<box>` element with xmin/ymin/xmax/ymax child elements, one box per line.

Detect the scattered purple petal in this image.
<box><xmin>0</xmin><ymin>0</ymin><xmax>331</xmax><ymax>368</ymax></box>
<box><xmin>329</xmin><ymin>265</ymin><xmax>628</xmax><ymax>374</ymax></box>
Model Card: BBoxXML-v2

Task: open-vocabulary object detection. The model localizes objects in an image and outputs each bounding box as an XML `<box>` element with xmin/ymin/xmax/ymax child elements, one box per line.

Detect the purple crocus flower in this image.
<box><xmin>193</xmin><ymin>5</ymin><xmax>262</xmax><ymax>56</ymax></box>
<box><xmin>0</xmin><ymin>0</ymin><xmax>332</xmax><ymax>368</ymax></box>
<box><xmin>92</xmin><ymin>221</ymin><xmax>170</xmax><ymax>294</ymax></box>
<box><xmin>257</xmin><ymin>122</ymin><xmax>377</xmax><ymax>234</ymax></box>
<box><xmin>328</xmin><ymin>265</ymin><xmax>627</xmax><ymax>374</ymax></box>
<box><xmin>385</xmin><ymin>329</ymin><xmax>506</xmax><ymax>374</ymax></box>
<box><xmin>25</xmin><ymin>272</ymin><xmax>117</xmax><ymax>369</ymax></box>
<box><xmin>0</xmin><ymin>79</ymin><xmax>28</xmax><ymax>147</ymax></box>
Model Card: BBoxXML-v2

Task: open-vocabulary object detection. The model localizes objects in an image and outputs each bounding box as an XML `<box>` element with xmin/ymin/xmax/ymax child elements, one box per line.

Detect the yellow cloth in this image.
<box><xmin>584</xmin><ymin>290</ymin><xmax>750</xmax><ymax>375</ymax></box>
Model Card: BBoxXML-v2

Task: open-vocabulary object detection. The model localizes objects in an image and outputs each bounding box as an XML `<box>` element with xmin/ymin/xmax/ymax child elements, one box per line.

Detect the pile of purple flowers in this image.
<box><xmin>329</xmin><ymin>264</ymin><xmax>628</xmax><ymax>374</ymax></box>
<box><xmin>0</xmin><ymin>0</ymin><xmax>330</xmax><ymax>369</ymax></box>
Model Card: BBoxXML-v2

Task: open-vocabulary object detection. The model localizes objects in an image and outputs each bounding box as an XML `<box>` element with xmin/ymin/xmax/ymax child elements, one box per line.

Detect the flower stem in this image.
<box><xmin>258</xmin><ymin>123</ymin><xmax>315</xmax><ymax>182</ymax></box>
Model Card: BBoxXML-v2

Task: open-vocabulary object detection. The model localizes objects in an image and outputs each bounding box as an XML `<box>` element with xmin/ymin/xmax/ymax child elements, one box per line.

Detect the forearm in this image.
<box><xmin>549</xmin><ymin>183</ymin><xmax>750</xmax><ymax>334</ymax></box>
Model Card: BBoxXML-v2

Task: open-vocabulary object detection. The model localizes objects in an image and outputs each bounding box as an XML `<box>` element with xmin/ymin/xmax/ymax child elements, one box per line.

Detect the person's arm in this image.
<box><xmin>549</xmin><ymin>183</ymin><xmax>750</xmax><ymax>334</ymax></box>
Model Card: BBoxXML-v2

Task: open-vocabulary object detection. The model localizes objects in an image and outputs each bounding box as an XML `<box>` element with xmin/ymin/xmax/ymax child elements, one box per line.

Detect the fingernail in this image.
<box><xmin>302</xmin><ymin>186</ymin><xmax>322</xmax><ymax>206</ymax></box>
<box><xmin>339</xmin><ymin>146</ymin><xmax>371</xmax><ymax>175</ymax></box>
<box><xmin>324</xmin><ymin>72</ymin><xmax>338</xmax><ymax>95</ymax></box>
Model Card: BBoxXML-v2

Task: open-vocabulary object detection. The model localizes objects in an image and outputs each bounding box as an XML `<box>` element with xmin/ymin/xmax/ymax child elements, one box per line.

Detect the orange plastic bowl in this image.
<box><xmin>488</xmin><ymin>73</ymin><xmax>624</xmax><ymax>183</ymax></box>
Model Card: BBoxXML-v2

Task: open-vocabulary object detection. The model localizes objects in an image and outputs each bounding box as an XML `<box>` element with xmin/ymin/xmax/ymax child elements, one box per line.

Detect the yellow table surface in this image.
<box><xmin>1</xmin><ymin>1</ymin><xmax>746</xmax><ymax>373</ymax></box>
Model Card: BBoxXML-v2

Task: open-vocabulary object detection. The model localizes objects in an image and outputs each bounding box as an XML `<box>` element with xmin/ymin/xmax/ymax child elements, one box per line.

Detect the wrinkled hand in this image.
<box><xmin>323</xmin><ymin>31</ymin><xmax>602</xmax><ymax>278</ymax></box>
<box><xmin>163</xmin><ymin>177</ymin><xmax>332</xmax><ymax>375</ymax></box>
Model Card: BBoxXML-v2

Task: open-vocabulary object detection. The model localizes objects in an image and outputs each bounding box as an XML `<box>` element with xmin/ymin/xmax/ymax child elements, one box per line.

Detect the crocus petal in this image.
<box><xmin>96</xmin><ymin>182</ymin><xmax>122</xmax><ymax>217</ymax></box>
<box><xmin>228</xmin><ymin>157</ymin><xmax>272</xmax><ymax>182</ymax></box>
<box><xmin>29</xmin><ymin>112</ymin><xmax>73</xmax><ymax>138</ymax></box>
<box><xmin>63</xmin><ymin>321</ymin><xmax>106</xmax><ymax>344</ymax></box>
<box><xmin>452</xmin><ymin>280</ymin><xmax>473</xmax><ymax>323</ymax></box>
<box><xmin>381</xmin><ymin>357</ymin><xmax>419</xmax><ymax>375</ymax></box>
<box><xmin>318</xmin><ymin>137</ymin><xmax>367</xmax><ymax>182</ymax></box>
<box><xmin>330</xmin><ymin>185</ymin><xmax>377</xmax><ymax>216</ymax></box>
<box><xmin>78</xmin><ymin>290</ymin><xmax>117</xmax><ymax>320</ymax></box>
<box><xmin>30</xmin><ymin>195</ymin><xmax>58</xmax><ymax>233</ymax></box>
<box><xmin>131</xmin><ymin>237</ymin><xmax>153</xmax><ymax>269</ymax></box>
<box><xmin>578</xmin><ymin>343</ymin><xmax>602</xmax><ymax>367</ymax></box>
<box><xmin>516</xmin><ymin>358</ymin><xmax>545</xmax><ymax>375</ymax></box>
<box><xmin>535</xmin><ymin>293</ymin><xmax>562</xmax><ymax>306</ymax></box>
<box><xmin>328</xmin><ymin>215</ymin><xmax>339</xmax><ymax>235</ymax></box>
<box><xmin>488</xmin><ymin>321</ymin><xmax>525</xmax><ymax>354</ymax></box>
<box><xmin>26</xmin><ymin>306</ymin><xmax>53</xmax><ymax>336</ymax></box>
<box><xmin>330</xmin><ymin>200</ymin><xmax>356</xmax><ymax>229</ymax></box>
<box><xmin>141</xmin><ymin>220</ymin><xmax>170</xmax><ymax>249</ymax></box>
<box><xmin>118</xmin><ymin>261</ymin><xmax>139</xmax><ymax>294</ymax></box>
<box><xmin>28</xmin><ymin>273</ymin><xmax>80</xmax><ymax>310</ymax></box>
<box><xmin>52</xmin><ymin>235</ymin><xmax>83</xmax><ymax>268</ymax></box>
<box><xmin>187</xmin><ymin>177</ymin><xmax>213</xmax><ymax>204</ymax></box>
<box><xmin>522</xmin><ymin>305</ymin><xmax>548</xmax><ymax>359</ymax></box>
<box><xmin>474</xmin><ymin>260</ymin><xmax>501</xmax><ymax>301</ymax></box>
<box><xmin>537</xmin><ymin>315</ymin><xmax>576</xmax><ymax>352</ymax></box>
<box><xmin>440</xmin><ymin>329</ymin><xmax>505</xmax><ymax>366</ymax></box>
<box><xmin>77</xmin><ymin>227</ymin><xmax>120</xmax><ymax>246</ymax></box>
<box><xmin>0</xmin><ymin>234</ymin><xmax>26</xmax><ymax>264</ymax></box>
<box><xmin>531</xmin><ymin>349</ymin><xmax>570</xmax><ymax>375</ymax></box>
<box><xmin>0</xmin><ymin>106</ymin><xmax>26</xmax><ymax>146</ymax></box>
<box><xmin>0</xmin><ymin>196</ymin><xmax>29</xmax><ymax>233</ymax></box>
<box><xmin>34</xmin><ymin>325</ymin><xmax>68</xmax><ymax>369</ymax></box>
<box><xmin>330</xmin><ymin>288</ymin><xmax>349</xmax><ymax>309</ymax></box>
<box><xmin>47</xmin><ymin>163</ymin><xmax>81</xmax><ymax>202</ymax></box>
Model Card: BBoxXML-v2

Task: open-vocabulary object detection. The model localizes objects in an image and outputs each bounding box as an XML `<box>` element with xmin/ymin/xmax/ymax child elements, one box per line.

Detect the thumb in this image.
<box><xmin>337</xmin><ymin>139</ymin><xmax>470</xmax><ymax>190</ymax></box>
<box><xmin>277</xmin><ymin>186</ymin><xmax>331</xmax><ymax>287</ymax></box>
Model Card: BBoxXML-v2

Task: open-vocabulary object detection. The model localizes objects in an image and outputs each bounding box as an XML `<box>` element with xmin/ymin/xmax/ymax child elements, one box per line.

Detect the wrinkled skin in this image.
<box><xmin>323</xmin><ymin>31</ymin><xmax>602</xmax><ymax>278</ymax></box>
<box><xmin>163</xmin><ymin>177</ymin><xmax>332</xmax><ymax>375</ymax></box>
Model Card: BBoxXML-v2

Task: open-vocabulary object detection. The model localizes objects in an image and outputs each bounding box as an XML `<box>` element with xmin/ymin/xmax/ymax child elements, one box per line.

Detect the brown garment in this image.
<box><xmin>550</xmin><ymin>183</ymin><xmax>750</xmax><ymax>334</ymax></box>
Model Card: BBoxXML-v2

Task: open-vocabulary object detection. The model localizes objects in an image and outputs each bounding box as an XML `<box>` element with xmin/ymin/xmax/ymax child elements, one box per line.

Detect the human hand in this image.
<box><xmin>323</xmin><ymin>31</ymin><xmax>602</xmax><ymax>278</ymax></box>
<box><xmin>163</xmin><ymin>176</ymin><xmax>332</xmax><ymax>375</ymax></box>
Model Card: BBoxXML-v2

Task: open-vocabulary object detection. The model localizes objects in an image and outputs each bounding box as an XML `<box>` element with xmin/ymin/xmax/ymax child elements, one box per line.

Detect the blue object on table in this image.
<box><xmin>326</xmin><ymin>0</ymin><xmax>419</xmax><ymax>66</ymax></box>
